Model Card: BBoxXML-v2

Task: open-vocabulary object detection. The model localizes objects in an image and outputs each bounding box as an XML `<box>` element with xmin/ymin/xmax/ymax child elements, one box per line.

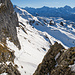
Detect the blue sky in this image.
<box><xmin>11</xmin><ymin>0</ymin><xmax>75</xmax><ymax>8</ymax></box>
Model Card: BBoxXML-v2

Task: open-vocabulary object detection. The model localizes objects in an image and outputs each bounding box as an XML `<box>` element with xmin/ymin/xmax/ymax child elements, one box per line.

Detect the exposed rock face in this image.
<box><xmin>34</xmin><ymin>42</ymin><xmax>75</xmax><ymax>75</ymax></box>
<box><xmin>0</xmin><ymin>0</ymin><xmax>21</xmax><ymax>74</ymax></box>
<box><xmin>0</xmin><ymin>0</ymin><xmax>21</xmax><ymax>49</ymax></box>
<box><xmin>0</xmin><ymin>44</ymin><xmax>15</xmax><ymax>63</ymax></box>
<box><xmin>0</xmin><ymin>44</ymin><xmax>21</xmax><ymax>75</ymax></box>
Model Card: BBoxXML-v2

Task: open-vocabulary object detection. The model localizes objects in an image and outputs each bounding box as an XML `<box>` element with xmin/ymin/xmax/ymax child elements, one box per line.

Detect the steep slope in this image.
<box><xmin>6</xmin><ymin>6</ymin><xmax>51</xmax><ymax>75</ymax></box>
<box><xmin>33</xmin><ymin>17</ymin><xmax>75</xmax><ymax>48</ymax></box>
<box><xmin>11</xmin><ymin>6</ymin><xmax>75</xmax><ymax>75</ymax></box>
<box><xmin>0</xmin><ymin>2</ymin><xmax>51</xmax><ymax>75</ymax></box>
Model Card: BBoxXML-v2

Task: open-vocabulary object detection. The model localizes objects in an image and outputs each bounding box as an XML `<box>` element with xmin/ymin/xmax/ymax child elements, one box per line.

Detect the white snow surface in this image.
<box><xmin>55</xmin><ymin>52</ymin><xmax>60</xmax><ymax>60</ymax></box>
<box><xmin>5</xmin><ymin>6</ymin><xmax>75</xmax><ymax>74</ymax></box>
<box><xmin>69</xmin><ymin>61</ymin><xmax>75</xmax><ymax>72</ymax></box>
<box><xmin>6</xmin><ymin>26</ymin><xmax>50</xmax><ymax>75</ymax></box>
<box><xmin>0</xmin><ymin>3</ymin><xmax>2</xmax><ymax>7</ymax></box>
<box><xmin>0</xmin><ymin>73</ymin><xmax>7</xmax><ymax>75</ymax></box>
<box><xmin>69</xmin><ymin>64</ymin><xmax>75</xmax><ymax>72</ymax></box>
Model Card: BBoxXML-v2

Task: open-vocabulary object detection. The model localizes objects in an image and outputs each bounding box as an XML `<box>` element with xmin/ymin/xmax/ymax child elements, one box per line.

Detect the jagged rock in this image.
<box><xmin>34</xmin><ymin>42</ymin><xmax>75</xmax><ymax>75</ymax></box>
<box><xmin>0</xmin><ymin>0</ymin><xmax>21</xmax><ymax>49</ymax></box>
<box><xmin>33</xmin><ymin>42</ymin><xmax>64</xmax><ymax>75</ymax></box>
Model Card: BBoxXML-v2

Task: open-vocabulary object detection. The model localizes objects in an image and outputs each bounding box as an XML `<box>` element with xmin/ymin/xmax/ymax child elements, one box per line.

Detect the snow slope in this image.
<box><xmin>15</xmin><ymin>6</ymin><xmax>75</xmax><ymax>48</ymax></box>
<box><xmin>6</xmin><ymin>7</ymin><xmax>51</xmax><ymax>75</ymax></box>
<box><xmin>34</xmin><ymin>17</ymin><xmax>75</xmax><ymax>48</ymax></box>
<box><xmin>5</xmin><ymin>6</ymin><xmax>75</xmax><ymax>75</ymax></box>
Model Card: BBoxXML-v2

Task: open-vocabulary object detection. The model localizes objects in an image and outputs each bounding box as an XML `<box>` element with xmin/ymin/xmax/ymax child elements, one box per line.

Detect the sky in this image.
<box><xmin>11</xmin><ymin>0</ymin><xmax>75</xmax><ymax>8</ymax></box>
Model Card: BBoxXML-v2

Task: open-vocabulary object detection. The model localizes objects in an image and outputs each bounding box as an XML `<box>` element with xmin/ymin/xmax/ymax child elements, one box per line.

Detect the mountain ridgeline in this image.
<box><xmin>22</xmin><ymin>5</ymin><xmax>75</xmax><ymax>22</ymax></box>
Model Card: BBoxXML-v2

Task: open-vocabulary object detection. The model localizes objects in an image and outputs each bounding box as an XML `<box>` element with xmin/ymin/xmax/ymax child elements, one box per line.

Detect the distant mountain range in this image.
<box><xmin>20</xmin><ymin>5</ymin><xmax>75</xmax><ymax>22</ymax></box>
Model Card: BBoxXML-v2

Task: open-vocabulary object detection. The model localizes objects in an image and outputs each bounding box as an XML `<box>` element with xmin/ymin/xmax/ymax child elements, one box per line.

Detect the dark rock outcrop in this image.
<box><xmin>0</xmin><ymin>0</ymin><xmax>21</xmax><ymax>49</ymax></box>
<box><xmin>34</xmin><ymin>42</ymin><xmax>75</xmax><ymax>75</ymax></box>
<box><xmin>49</xmin><ymin>20</ymin><xmax>55</xmax><ymax>25</ymax></box>
<box><xmin>60</xmin><ymin>22</ymin><xmax>64</xmax><ymax>26</ymax></box>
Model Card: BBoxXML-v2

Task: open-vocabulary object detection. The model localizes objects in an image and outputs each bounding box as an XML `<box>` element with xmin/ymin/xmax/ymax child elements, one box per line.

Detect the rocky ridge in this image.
<box><xmin>0</xmin><ymin>0</ymin><xmax>21</xmax><ymax>75</ymax></box>
<box><xmin>34</xmin><ymin>42</ymin><xmax>75</xmax><ymax>75</ymax></box>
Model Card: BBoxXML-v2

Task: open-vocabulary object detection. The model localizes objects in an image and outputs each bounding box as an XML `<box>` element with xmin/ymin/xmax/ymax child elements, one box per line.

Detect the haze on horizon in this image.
<box><xmin>11</xmin><ymin>0</ymin><xmax>75</xmax><ymax>8</ymax></box>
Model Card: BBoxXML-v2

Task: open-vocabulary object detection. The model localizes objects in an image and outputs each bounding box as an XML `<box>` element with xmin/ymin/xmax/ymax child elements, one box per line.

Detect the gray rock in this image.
<box><xmin>0</xmin><ymin>0</ymin><xmax>21</xmax><ymax>49</ymax></box>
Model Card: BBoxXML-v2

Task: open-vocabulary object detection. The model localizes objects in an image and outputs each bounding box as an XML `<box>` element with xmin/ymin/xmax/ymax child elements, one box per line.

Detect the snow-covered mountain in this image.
<box><xmin>0</xmin><ymin>1</ymin><xmax>75</xmax><ymax>75</ymax></box>
<box><xmin>6</xmin><ymin>6</ymin><xmax>75</xmax><ymax>75</ymax></box>
<box><xmin>14</xmin><ymin>6</ymin><xmax>75</xmax><ymax>48</ymax></box>
<box><xmin>22</xmin><ymin>5</ymin><xmax>75</xmax><ymax>22</ymax></box>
